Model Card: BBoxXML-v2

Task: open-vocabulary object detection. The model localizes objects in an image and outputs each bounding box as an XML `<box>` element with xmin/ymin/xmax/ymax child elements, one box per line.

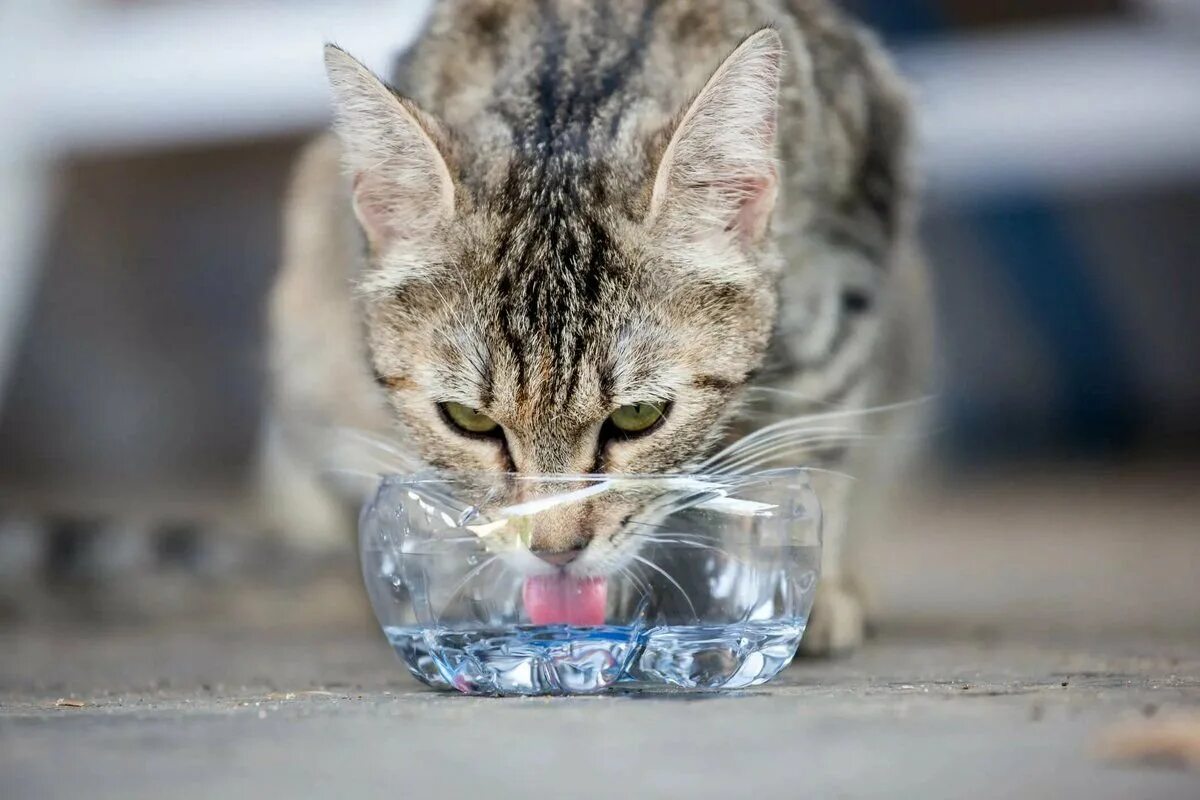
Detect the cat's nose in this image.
<box><xmin>531</xmin><ymin>547</ymin><xmax>584</xmax><ymax>567</ymax></box>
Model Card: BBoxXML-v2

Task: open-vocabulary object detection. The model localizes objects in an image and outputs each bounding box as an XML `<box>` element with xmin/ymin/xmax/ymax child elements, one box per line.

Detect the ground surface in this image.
<box><xmin>2</xmin><ymin>626</ymin><xmax>1198</xmax><ymax>799</ymax></box>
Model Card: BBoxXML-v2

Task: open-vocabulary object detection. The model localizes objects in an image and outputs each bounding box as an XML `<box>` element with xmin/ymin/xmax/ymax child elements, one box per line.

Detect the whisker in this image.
<box><xmin>626</xmin><ymin>530</ymin><xmax>753</xmax><ymax>565</ymax></box>
<box><xmin>639</xmin><ymin>488</ymin><xmax>727</xmax><ymax>522</ymax></box>
<box><xmin>631</xmin><ymin>535</ymin><xmax>741</xmax><ymax>559</ymax></box>
<box><xmin>708</xmin><ymin>427</ymin><xmax>865</xmax><ymax>460</ymax></box>
<box><xmin>437</xmin><ymin>554</ymin><xmax>500</xmax><ymax>623</ymax></box>
<box><xmin>741</xmin><ymin>386</ymin><xmax>860</xmax><ymax>410</ymax></box>
<box><xmin>330</xmin><ymin>427</ymin><xmax>419</xmax><ymax>465</ymax></box>
<box><xmin>629</xmin><ymin>534</ymin><xmax>710</xmax><ymax>546</ymax></box>
<box><xmin>702</xmin><ymin>428</ymin><xmax>866</xmax><ymax>469</ymax></box>
<box><xmin>800</xmin><ymin>466</ymin><xmax>858</xmax><ymax>482</ymax></box>
<box><xmin>705</xmin><ymin>423</ymin><xmax>932</xmax><ymax>474</ymax></box>
<box><xmin>631</xmin><ymin>554</ymin><xmax>698</xmax><ymax>621</ymax></box>
<box><xmin>623</xmin><ymin>520</ymin><xmax>723</xmax><ymax>542</ymax></box>
<box><xmin>710</xmin><ymin>443</ymin><xmax>873</xmax><ymax>474</ymax></box>
<box><xmin>701</xmin><ymin>425</ymin><xmax>864</xmax><ymax>468</ymax></box>
<box><xmin>704</xmin><ymin>437</ymin><xmax>866</xmax><ymax>477</ymax></box>
<box><xmin>335</xmin><ymin>447</ymin><xmax>418</xmax><ymax>477</ymax></box>
<box><xmin>712</xmin><ymin>420</ymin><xmax>863</xmax><ymax>447</ymax></box>
<box><xmin>616</xmin><ymin>564</ymin><xmax>652</xmax><ymax>598</ymax></box>
<box><xmin>323</xmin><ymin>466</ymin><xmax>471</xmax><ymax>517</ymax></box>
<box><xmin>710</xmin><ymin>434</ymin><xmax>874</xmax><ymax>474</ymax></box>
<box><xmin>700</xmin><ymin>396</ymin><xmax>934</xmax><ymax>468</ymax></box>
<box><xmin>753</xmin><ymin>391</ymin><xmax>935</xmax><ymax>412</ymax></box>
<box><xmin>485</xmin><ymin>556</ymin><xmax>514</xmax><ymax>599</ymax></box>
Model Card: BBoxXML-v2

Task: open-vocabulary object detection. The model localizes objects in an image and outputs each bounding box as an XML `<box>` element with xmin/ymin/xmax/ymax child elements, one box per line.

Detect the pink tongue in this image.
<box><xmin>522</xmin><ymin>574</ymin><xmax>608</xmax><ymax>626</ymax></box>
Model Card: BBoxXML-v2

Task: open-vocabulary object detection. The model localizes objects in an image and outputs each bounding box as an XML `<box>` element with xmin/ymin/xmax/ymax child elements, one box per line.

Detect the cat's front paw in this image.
<box><xmin>797</xmin><ymin>582</ymin><xmax>864</xmax><ymax>657</ymax></box>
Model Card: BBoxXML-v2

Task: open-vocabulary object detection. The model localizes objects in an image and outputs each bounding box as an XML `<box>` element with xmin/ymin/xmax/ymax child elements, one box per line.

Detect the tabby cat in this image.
<box><xmin>263</xmin><ymin>0</ymin><xmax>931</xmax><ymax>654</ymax></box>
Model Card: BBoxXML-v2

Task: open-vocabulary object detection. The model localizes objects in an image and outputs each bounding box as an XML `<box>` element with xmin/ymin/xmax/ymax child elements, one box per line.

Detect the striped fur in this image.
<box><xmin>265</xmin><ymin>0</ymin><xmax>931</xmax><ymax>653</ymax></box>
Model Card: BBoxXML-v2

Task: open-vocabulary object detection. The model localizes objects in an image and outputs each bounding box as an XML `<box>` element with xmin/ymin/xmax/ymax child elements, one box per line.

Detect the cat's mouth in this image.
<box><xmin>522</xmin><ymin>573</ymin><xmax>608</xmax><ymax>626</ymax></box>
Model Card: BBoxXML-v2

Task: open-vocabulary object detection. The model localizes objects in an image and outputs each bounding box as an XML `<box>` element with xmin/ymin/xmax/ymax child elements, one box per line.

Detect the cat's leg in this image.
<box><xmin>798</xmin><ymin>474</ymin><xmax>865</xmax><ymax>656</ymax></box>
<box><xmin>800</xmin><ymin>584</ymin><xmax>865</xmax><ymax>656</ymax></box>
<box><xmin>797</xmin><ymin>391</ymin><xmax>929</xmax><ymax>656</ymax></box>
<box><xmin>255</xmin><ymin>410</ymin><xmax>355</xmax><ymax>550</ymax></box>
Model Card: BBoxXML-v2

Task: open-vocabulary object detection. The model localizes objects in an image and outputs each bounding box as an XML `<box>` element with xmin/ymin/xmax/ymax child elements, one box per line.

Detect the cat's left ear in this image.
<box><xmin>324</xmin><ymin>45</ymin><xmax>455</xmax><ymax>254</ymax></box>
<box><xmin>647</xmin><ymin>28</ymin><xmax>787</xmax><ymax>251</ymax></box>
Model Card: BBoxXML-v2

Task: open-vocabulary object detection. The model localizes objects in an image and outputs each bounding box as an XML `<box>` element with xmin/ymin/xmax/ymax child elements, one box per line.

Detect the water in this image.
<box><xmin>385</xmin><ymin>619</ymin><xmax>807</xmax><ymax>696</ymax></box>
<box><xmin>362</xmin><ymin>472</ymin><xmax>823</xmax><ymax>694</ymax></box>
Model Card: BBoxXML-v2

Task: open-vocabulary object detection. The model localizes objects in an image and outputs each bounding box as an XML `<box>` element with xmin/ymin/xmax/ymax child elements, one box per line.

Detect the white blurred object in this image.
<box><xmin>3</xmin><ymin>4</ymin><xmax>1200</xmax><ymax>410</ymax></box>
<box><xmin>13</xmin><ymin>0</ymin><xmax>436</xmax><ymax>155</ymax></box>
<box><xmin>0</xmin><ymin>0</ymin><xmax>79</xmax><ymax>411</ymax></box>
<box><xmin>0</xmin><ymin>0</ymin><xmax>437</xmax><ymax>412</ymax></box>
<box><xmin>1138</xmin><ymin>0</ymin><xmax>1200</xmax><ymax>26</ymax></box>
<box><xmin>0</xmin><ymin>6</ymin><xmax>1194</xmax><ymax>187</ymax></box>
<box><xmin>903</xmin><ymin>21</ymin><xmax>1200</xmax><ymax>199</ymax></box>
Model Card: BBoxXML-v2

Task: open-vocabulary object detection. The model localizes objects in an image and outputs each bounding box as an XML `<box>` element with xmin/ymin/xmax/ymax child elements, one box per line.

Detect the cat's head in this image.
<box><xmin>325</xmin><ymin>31</ymin><xmax>786</xmax><ymax>564</ymax></box>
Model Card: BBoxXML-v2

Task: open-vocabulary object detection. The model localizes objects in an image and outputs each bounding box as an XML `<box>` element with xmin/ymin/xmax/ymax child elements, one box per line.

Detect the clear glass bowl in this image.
<box><xmin>359</xmin><ymin>469</ymin><xmax>821</xmax><ymax>696</ymax></box>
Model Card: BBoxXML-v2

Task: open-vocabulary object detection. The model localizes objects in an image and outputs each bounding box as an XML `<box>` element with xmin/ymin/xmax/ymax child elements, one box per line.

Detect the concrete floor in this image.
<box><xmin>2</xmin><ymin>626</ymin><xmax>1198</xmax><ymax>799</ymax></box>
<box><xmin>2</xmin><ymin>463</ymin><xmax>1198</xmax><ymax>798</ymax></box>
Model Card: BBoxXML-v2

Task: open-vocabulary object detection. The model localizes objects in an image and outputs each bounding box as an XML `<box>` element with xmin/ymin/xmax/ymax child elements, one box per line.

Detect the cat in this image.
<box><xmin>261</xmin><ymin>0</ymin><xmax>931</xmax><ymax>655</ymax></box>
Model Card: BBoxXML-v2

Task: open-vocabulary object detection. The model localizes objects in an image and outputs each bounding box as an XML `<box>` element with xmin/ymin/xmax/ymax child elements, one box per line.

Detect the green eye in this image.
<box><xmin>442</xmin><ymin>402</ymin><xmax>499</xmax><ymax>434</ymax></box>
<box><xmin>609</xmin><ymin>402</ymin><xmax>666</xmax><ymax>434</ymax></box>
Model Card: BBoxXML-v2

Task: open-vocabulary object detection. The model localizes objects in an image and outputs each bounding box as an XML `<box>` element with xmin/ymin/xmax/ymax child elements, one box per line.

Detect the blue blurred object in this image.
<box><xmin>849</xmin><ymin>0</ymin><xmax>1142</xmax><ymax>456</ymax></box>
<box><xmin>846</xmin><ymin>0</ymin><xmax>947</xmax><ymax>42</ymax></box>
<box><xmin>958</xmin><ymin>195</ymin><xmax>1139</xmax><ymax>454</ymax></box>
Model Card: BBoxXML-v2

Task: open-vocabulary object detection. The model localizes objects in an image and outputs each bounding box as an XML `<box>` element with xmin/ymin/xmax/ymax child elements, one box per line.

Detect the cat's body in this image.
<box><xmin>264</xmin><ymin>0</ymin><xmax>931</xmax><ymax>653</ymax></box>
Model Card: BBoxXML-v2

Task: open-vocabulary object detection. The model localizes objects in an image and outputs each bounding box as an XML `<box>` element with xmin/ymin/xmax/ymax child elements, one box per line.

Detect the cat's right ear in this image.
<box><xmin>647</xmin><ymin>29</ymin><xmax>787</xmax><ymax>258</ymax></box>
<box><xmin>324</xmin><ymin>45</ymin><xmax>455</xmax><ymax>253</ymax></box>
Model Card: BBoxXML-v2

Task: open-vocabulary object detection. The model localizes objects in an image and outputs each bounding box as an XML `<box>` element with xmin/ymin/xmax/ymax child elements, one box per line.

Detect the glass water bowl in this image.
<box><xmin>359</xmin><ymin>469</ymin><xmax>821</xmax><ymax>696</ymax></box>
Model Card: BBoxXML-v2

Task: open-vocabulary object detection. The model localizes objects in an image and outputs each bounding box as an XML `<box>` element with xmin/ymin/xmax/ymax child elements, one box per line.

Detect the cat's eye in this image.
<box><xmin>441</xmin><ymin>402</ymin><xmax>499</xmax><ymax>435</ymax></box>
<box><xmin>609</xmin><ymin>402</ymin><xmax>666</xmax><ymax>435</ymax></box>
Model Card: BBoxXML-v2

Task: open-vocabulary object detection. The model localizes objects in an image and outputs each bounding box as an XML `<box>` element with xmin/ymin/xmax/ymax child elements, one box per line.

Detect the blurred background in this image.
<box><xmin>0</xmin><ymin>0</ymin><xmax>1197</xmax><ymax>634</ymax></box>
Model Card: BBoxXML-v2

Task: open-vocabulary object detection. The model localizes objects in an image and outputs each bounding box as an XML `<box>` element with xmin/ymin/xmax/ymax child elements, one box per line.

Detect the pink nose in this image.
<box><xmin>531</xmin><ymin>548</ymin><xmax>583</xmax><ymax>567</ymax></box>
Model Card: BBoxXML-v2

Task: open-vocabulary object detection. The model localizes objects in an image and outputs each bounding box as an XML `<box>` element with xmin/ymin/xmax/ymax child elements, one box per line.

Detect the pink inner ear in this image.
<box><xmin>351</xmin><ymin>172</ymin><xmax>399</xmax><ymax>252</ymax></box>
<box><xmin>724</xmin><ymin>168</ymin><xmax>779</xmax><ymax>245</ymax></box>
